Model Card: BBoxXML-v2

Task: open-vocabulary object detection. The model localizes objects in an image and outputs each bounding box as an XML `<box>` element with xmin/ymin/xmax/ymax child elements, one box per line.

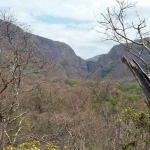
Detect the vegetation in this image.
<box><xmin>0</xmin><ymin>10</ymin><xmax>46</xmax><ymax>149</ymax></box>
<box><xmin>10</xmin><ymin>77</ymin><xmax>147</xmax><ymax>149</ymax></box>
<box><xmin>98</xmin><ymin>0</ymin><xmax>150</xmax><ymax>74</ymax></box>
<box><xmin>97</xmin><ymin>0</ymin><xmax>150</xmax><ymax>148</ymax></box>
<box><xmin>6</xmin><ymin>141</ymin><xmax>59</xmax><ymax>150</ymax></box>
<box><xmin>1</xmin><ymin>1</ymin><xmax>150</xmax><ymax>149</ymax></box>
<box><xmin>65</xmin><ymin>78</ymin><xmax>78</xmax><ymax>87</ymax></box>
<box><xmin>100</xmin><ymin>67</ymin><xmax>114</xmax><ymax>78</ymax></box>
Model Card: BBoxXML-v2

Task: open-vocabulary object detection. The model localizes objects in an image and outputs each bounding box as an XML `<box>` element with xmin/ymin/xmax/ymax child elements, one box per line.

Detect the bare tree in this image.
<box><xmin>98</xmin><ymin>0</ymin><xmax>150</xmax><ymax>101</ymax></box>
<box><xmin>98</xmin><ymin>0</ymin><xmax>150</xmax><ymax>74</ymax></box>
<box><xmin>98</xmin><ymin>1</ymin><xmax>150</xmax><ymax>147</ymax></box>
<box><xmin>0</xmin><ymin>10</ymin><xmax>46</xmax><ymax>149</ymax></box>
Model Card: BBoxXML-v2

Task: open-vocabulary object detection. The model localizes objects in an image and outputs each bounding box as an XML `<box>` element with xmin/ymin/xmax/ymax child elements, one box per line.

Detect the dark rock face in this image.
<box><xmin>30</xmin><ymin>35</ymin><xmax>88</xmax><ymax>77</ymax></box>
<box><xmin>32</xmin><ymin>34</ymin><xmax>150</xmax><ymax>79</ymax></box>
<box><xmin>86</xmin><ymin>61</ymin><xmax>99</xmax><ymax>72</ymax></box>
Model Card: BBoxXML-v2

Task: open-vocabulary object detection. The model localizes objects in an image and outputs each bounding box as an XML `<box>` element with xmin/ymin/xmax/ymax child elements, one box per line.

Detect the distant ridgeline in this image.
<box><xmin>86</xmin><ymin>42</ymin><xmax>150</xmax><ymax>80</ymax></box>
<box><xmin>1</xmin><ymin>19</ymin><xmax>150</xmax><ymax>80</ymax></box>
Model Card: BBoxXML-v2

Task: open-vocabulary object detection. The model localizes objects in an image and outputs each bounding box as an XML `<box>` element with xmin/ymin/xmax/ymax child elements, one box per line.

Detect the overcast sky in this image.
<box><xmin>0</xmin><ymin>0</ymin><xmax>149</xmax><ymax>59</ymax></box>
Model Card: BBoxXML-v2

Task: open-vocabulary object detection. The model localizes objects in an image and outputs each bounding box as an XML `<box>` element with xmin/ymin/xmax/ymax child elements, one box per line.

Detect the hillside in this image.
<box><xmin>86</xmin><ymin>44</ymin><xmax>150</xmax><ymax>80</ymax></box>
<box><xmin>1</xmin><ymin>19</ymin><xmax>150</xmax><ymax>81</ymax></box>
<box><xmin>0</xmin><ymin>19</ymin><xmax>88</xmax><ymax>78</ymax></box>
<box><xmin>30</xmin><ymin>35</ymin><xmax>88</xmax><ymax>78</ymax></box>
<box><xmin>1</xmin><ymin>17</ymin><xmax>150</xmax><ymax>150</ymax></box>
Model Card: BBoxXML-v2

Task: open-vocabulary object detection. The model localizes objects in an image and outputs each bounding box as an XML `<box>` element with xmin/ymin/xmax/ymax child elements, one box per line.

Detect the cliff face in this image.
<box><xmin>30</xmin><ymin>35</ymin><xmax>88</xmax><ymax>77</ymax></box>
<box><xmin>86</xmin><ymin>55</ymin><xmax>100</xmax><ymax>73</ymax></box>
<box><xmin>86</xmin><ymin>44</ymin><xmax>150</xmax><ymax>80</ymax></box>
<box><xmin>0</xmin><ymin>19</ymin><xmax>89</xmax><ymax>78</ymax></box>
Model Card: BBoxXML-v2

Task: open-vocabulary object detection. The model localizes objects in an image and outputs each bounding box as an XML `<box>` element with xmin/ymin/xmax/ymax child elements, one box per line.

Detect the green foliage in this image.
<box><xmin>117</xmin><ymin>106</ymin><xmax>150</xmax><ymax>149</ymax></box>
<box><xmin>123</xmin><ymin>93</ymin><xmax>142</xmax><ymax>101</ymax></box>
<box><xmin>91</xmin><ymin>90</ymin><xmax>106</xmax><ymax>112</ymax></box>
<box><xmin>122</xmin><ymin>84</ymin><xmax>141</xmax><ymax>93</ymax></box>
<box><xmin>56</xmin><ymin>97</ymin><xmax>68</xmax><ymax>107</ymax></box>
<box><xmin>117</xmin><ymin>106</ymin><xmax>149</xmax><ymax>129</ymax></box>
<box><xmin>23</xmin><ymin>116</ymin><xmax>31</xmax><ymax>128</ymax></box>
<box><xmin>91</xmin><ymin>90</ymin><xmax>120</xmax><ymax>116</ymax></box>
<box><xmin>105</xmin><ymin>96</ymin><xmax>120</xmax><ymax>105</ymax></box>
<box><xmin>92</xmin><ymin>90</ymin><xmax>106</xmax><ymax>101</ymax></box>
<box><xmin>30</xmin><ymin>94</ymin><xmax>43</xmax><ymax>113</ymax></box>
<box><xmin>52</xmin><ymin>78</ymin><xmax>62</xmax><ymax>83</ymax></box>
<box><xmin>9</xmin><ymin>110</ymin><xmax>31</xmax><ymax>133</ymax></box>
<box><xmin>115</xmin><ymin>82</ymin><xmax>123</xmax><ymax>90</ymax></box>
<box><xmin>100</xmin><ymin>67</ymin><xmax>113</xmax><ymax>78</ymax></box>
<box><xmin>6</xmin><ymin>79</ymin><xmax>147</xmax><ymax>149</ymax></box>
<box><xmin>65</xmin><ymin>78</ymin><xmax>78</xmax><ymax>87</ymax></box>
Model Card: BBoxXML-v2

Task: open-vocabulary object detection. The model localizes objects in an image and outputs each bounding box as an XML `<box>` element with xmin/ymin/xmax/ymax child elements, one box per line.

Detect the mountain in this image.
<box><xmin>86</xmin><ymin>44</ymin><xmax>150</xmax><ymax>80</ymax></box>
<box><xmin>30</xmin><ymin>35</ymin><xmax>88</xmax><ymax>78</ymax></box>
<box><xmin>0</xmin><ymin>19</ymin><xmax>88</xmax><ymax>78</ymax></box>
<box><xmin>1</xmin><ymin>19</ymin><xmax>150</xmax><ymax>80</ymax></box>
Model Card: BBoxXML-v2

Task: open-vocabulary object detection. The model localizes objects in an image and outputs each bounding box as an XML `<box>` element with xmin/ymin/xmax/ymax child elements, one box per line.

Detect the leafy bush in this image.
<box><xmin>65</xmin><ymin>78</ymin><xmax>78</xmax><ymax>87</ymax></box>
<box><xmin>117</xmin><ymin>106</ymin><xmax>150</xmax><ymax>149</ymax></box>
<box><xmin>115</xmin><ymin>82</ymin><xmax>123</xmax><ymax>89</ymax></box>
<box><xmin>100</xmin><ymin>67</ymin><xmax>114</xmax><ymax>78</ymax></box>
<box><xmin>123</xmin><ymin>93</ymin><xmax>142</xmax><ymax>101</ymax></box>
<box><xmin>122</xmin><ymin>84</ymin><xmax>141</xmax><ymax>93</ymax></box>
<box><xmin>52</xmin><ymin>78</ymin><xmax>62</xmax><ymax>83</ymax></box>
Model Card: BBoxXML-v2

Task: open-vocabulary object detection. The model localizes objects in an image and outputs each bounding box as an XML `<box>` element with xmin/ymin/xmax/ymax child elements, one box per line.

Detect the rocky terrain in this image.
<box><xmin>30</xmin><ymin>34</ymin><xmax>88</xmax><ymax>78</ymax></box>
<box><xmin>31</xmin><ymin>32</ymin><xmax>150</xmax><ymax>80</ymax></box>
<box><xmin>1</xmin><ymin>19</ymin><xmax>150</xmax><ymax>80</ymax></box>
<box><xmin>16</xmin><ymin>33</ymin><xmax>150</xmax><ymax>80</ymax></box>
<box><xmin>86</xmin><ymin>44</ymin><xmax>150</xmax><ymax>80</ymax></box>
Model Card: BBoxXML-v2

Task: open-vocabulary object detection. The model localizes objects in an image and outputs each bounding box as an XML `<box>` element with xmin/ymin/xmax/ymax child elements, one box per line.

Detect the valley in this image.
<box><xmin>0</xmin><ymin>12</ymin><xmax>150</xmax><ymax>150</ymax></box>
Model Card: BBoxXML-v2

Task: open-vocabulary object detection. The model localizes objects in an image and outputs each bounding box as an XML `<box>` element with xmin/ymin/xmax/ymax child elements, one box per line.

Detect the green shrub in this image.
<box><xmin>115</xmin><ymin>82</ymin><xmax>123</xmax><ymax>89</ymax></box>
<box><xmin>65</xmin><ymin>79</ymin><xmax>78</xmax><ymax>87</ymax></box>
<box><xmin>122</xmin><ymin>84</ymin><xmax>141</xmax><ymax>93</ymax></box>
<box><xmin>52</xmin><ymin>78</ymin><xmax>61</xmax><ymax>83</ymax></box>
<box><xmin>100</xmin><ymin>67</ymin><xmax>114</xmax><ymax>78</ymax></box>
<box><xmin>123</xmin><ymin>93</ymin><xmax>142</xmax><ymax>101</ymax></box>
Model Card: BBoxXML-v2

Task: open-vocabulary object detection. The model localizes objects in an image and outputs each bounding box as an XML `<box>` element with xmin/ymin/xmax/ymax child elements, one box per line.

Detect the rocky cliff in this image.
<box><xmin>1</xmin><ymin>19</ymin><xmax>150</xmax><ymax>80</ymax></box>
<box><xmin>30</xmin><ymin>35</ymin><xmax>88</xmax><ymax>78</ymax></box>
<box><xmin>0</xmin><ymin>19</ymin><xmax>89</xmax><ymax>78</ymax></box>
<box><xmin>86</xmin><ymin>44</ymin><xmax>150</xmax><ymax>80</ymax></box>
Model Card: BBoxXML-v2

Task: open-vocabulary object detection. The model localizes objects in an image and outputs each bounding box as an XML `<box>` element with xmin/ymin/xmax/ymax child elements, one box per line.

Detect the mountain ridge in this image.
<box><xmin>30</xmin><ymin>34</ymin><xmax>89</xmax><ymax>78</ymax></box>
<box><xmin>86</xmin><ymin>44</ymin><xmax>150</xmax><ymax>80</ymax></box>
<box><xmin>1</xmin><ymin>19</ymin><xmax>149</xmax><ymax>80</ymax></box>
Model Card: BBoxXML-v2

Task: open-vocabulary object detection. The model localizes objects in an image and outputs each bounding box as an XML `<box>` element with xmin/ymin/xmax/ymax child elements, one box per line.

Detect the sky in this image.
<box><xmin>0</xmin><ymin>0</ymin><xmax>149</xmax><ymax>59</ymax></box>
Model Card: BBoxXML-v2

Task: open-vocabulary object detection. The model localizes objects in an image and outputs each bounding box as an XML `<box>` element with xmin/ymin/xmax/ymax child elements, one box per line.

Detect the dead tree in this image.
<box><xmin>98</xmin><ymin>1</ymin><xmax>150</xmax><ymax>148</ymax></box>
<box><xmin>0</xmin><ymin>10</ymin><xmax>47</xmax><ymax>149</ymax></box>
<box><xmin>98</xmin><ymin>0</ymin><xmax>150</xmax><ymax>74</ymax></box>
<box><xmin>121</xmin><ymin>56</ymin><xmax>150</xmax><ymax>108</ymax></box>
<box><xmin>98</xmin><ymin>0</ymin><xmax>150</xmax><ymax>102</ymax></box>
